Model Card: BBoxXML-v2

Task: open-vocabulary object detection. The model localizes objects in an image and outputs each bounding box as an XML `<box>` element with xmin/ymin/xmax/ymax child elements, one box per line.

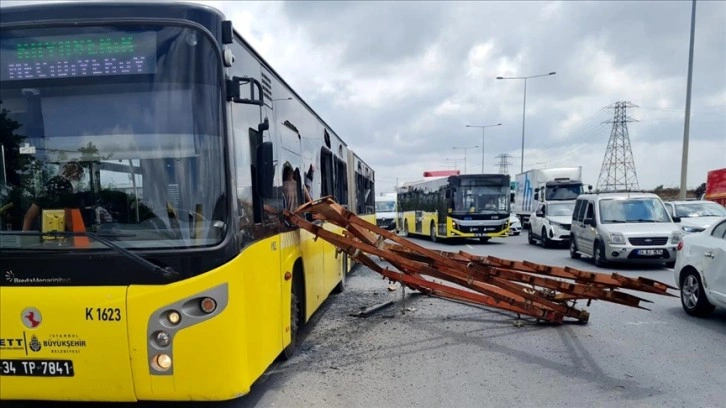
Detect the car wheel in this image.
<box><xmin>528</xmin><ymin>228</ymin><xmax>536</xmax><ymax>245</ymax></box>
<box><xmin>569</xmin><ymin>236</ymin><xmax>581</xmax><ymax>259</ymax></box>
<box><xmin>593</xmin><ymin>241</ymin><xmax>607</xmax><ymax>267</ymax></box>
<box><xmin>680</xmin><ymin>269</ymin><xmax>716</xmax><ymax>317</ymax></box>
<box><xmin>541</xmin><ymin>228</ymin><xmax>549</xmax><ymax>249</ymax></box>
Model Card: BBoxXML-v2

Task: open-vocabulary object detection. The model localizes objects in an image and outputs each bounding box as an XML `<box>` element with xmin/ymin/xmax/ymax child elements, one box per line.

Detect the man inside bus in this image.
<box><xmin>303</xmin><ymin>164</ymin><xmax>315</xmax><ymax>202</ymax></box>
<box><xmin>282</xmin><ymin>163</ymin><xmax>299</xmax><ymax>212</ymax></box>
<box><xmin>485</xmin><ymin>198</ymin><xmax>498</xmax><ymax>210</ymax></box>
<box><xmin>22</xmin><ymin>161</ymin><xmax>113</xmax><ymax>232</ymax></box>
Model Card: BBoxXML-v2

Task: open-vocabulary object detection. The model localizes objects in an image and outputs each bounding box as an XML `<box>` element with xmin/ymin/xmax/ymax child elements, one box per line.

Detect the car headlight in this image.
<box><xmin>681</xmin><ymin>225</ymin><xmax>705</xmax><ymax>234</ymax></box>
<box><xmin>671</xmin><ymin>231</ymin><xmax>683</xmax><ymax>244</ymax></box>
<box><xmin>609</xmin><ymin>232</ymin><xmax>625</xmax><ymax>244</ymax></box>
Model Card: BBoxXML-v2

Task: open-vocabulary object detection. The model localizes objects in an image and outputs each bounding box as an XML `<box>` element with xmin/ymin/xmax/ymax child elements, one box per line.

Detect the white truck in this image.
<box><xmin>513</xmin><ymin>167</ymin><xmax>587</xmax><ymax>228</ymax></box>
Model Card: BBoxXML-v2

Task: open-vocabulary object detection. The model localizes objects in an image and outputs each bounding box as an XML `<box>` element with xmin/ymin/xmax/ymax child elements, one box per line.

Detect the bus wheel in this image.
<box><xmin>430</xmin><ymin>222</ymin><xmax>437</xmax><ymax>242</ymax></box>
<box><xmin>332</xmin><ymin>258</ymin><xmax>346</xmax><ymax>294</ymax></box>
<box><xmin>282</xmin><ymin>281</ymin><xmax>301</xmax><ymax>360</ymax></box>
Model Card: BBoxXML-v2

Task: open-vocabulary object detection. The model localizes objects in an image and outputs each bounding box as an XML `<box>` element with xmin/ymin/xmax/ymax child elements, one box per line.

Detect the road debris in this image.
<box><xmin>285</xmin><ymin>197</ymin><xmax>677</xmax><ymax>324</ymax></box>
<box><xmin>349</xmin><ymin>300</ymin><xmax>396</xmax><ymax>318</ymax></box>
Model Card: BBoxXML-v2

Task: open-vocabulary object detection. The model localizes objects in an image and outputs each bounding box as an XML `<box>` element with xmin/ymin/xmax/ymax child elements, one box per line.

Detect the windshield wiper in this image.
<box><xmin>626</xmin><ymin>219</ymin><xmax>657</xmax><ymax>223</ymax></box>
<box><xmin>0</xmin><ymin>231</ymin><xmax>179</xmax><ymax>280</ymax></box>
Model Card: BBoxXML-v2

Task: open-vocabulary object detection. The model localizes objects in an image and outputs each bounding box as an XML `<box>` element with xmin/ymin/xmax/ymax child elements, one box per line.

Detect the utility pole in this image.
<box><xmin>680</xmin><ymin>0</ymin><xmax>697</xmax><ymax>200</ymax></box>
<box><xmin>466</xmin><ymin>123</ymin><xmax>502</xmax><ymax>173</ymax></box>
<box><xmin>452</xmin><ymin>145</ymin><xmax>478</xmax><ymax>174</ymax></box>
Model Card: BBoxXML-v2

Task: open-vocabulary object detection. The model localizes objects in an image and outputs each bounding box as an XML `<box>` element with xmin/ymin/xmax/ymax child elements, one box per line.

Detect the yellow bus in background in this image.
<box><xmin>397</xmin><ymin>174</ymin><xmax>511</xmax><ymax>243</ymax></box>
<box><xmin>0</xmin><ymin>1</ymin><xmax>374</xmax><ymax>402</ymax></box>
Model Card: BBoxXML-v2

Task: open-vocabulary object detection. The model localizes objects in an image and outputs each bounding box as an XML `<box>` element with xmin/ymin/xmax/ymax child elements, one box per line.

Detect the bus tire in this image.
<box><xmin>282</xmin><ymin>275</ymin><xmax>302</xmax><ymax>360</ymax></box>
<box><xmin>332</xmin><ymin>257</ymin><xmax>346</xmax><ymax>294</ymax></box>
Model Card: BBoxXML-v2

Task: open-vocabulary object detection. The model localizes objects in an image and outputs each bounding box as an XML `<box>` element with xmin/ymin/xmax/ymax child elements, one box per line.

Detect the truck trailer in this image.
<box><xmin>705</xmin><ymin>167</ymin><xmax>726</xmax><ymax>206</ymax></box>
<box><xmin>513</xmin><ymin>167</ymin><xmax>586</xmax><ymax>228</ymax></box>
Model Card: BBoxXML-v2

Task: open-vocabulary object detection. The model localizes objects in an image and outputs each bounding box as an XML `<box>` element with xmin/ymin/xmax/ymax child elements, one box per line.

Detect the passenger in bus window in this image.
<box><xmin>304</xmin><ymin>164</ymin><xmax>315</xmax><ymax>202</ymax></box>
<box><xmin>282</xmin><ymin>164</ymin><xmax>298</xmax><ymax>211</ymax></box>
<box><xmin>485</xmin><ymin>199</ymin><xmax>497</xmax><ymax>210</ymax></box>
<box><xmin>22</xmin><ymin>162</ymin><xmax>83</xmax><ymax>231</ymax></box>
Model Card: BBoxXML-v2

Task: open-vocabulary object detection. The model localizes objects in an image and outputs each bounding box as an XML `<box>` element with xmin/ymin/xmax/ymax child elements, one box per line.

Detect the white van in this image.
<box><xmin>375</xmin><ymin>193</ymin><xmax>397</xmax><ymax>230</ymax></box>
<box><xmin>569</xmin><ymin>192</ymin><xmax>682</xmax><ymax>268</ymax></box>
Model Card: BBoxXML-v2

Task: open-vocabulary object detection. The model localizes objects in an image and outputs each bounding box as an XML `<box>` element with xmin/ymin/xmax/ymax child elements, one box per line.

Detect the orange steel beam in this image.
<box><xmin>285</xmin><ymin>198</ymin><xmax>675</xmax><ymax>324</ymax></box>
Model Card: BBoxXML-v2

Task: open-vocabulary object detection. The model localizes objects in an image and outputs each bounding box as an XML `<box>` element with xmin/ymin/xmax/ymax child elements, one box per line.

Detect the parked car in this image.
<box><xmin>508</xmin><ymin>213</ymin><xmax>522</xmax><ymax>236</ymax></box>
<box><xmin>569</xmin><ymin>192</ymin><xmax>682</xmax><ymax>268</ymax></box>
<box><xmin>663</xmin><ymin>200</ymin><xmax>726</xmax><ymax>234</ymax></box>
<box><xmin>673</xmin><ymin>216</ymin><xmax>726</xmax><ymax>317</ymax></box>
<box><xmin>528</xmin><ymin>200</ymin><xmax>575</xmax><ymax>248</ymax></box>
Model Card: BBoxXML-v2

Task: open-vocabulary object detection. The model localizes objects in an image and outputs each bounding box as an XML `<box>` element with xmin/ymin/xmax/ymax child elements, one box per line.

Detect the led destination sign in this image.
<box><xmin>1</xmin><ymin>31</ymin><xmax>157</xmax><ymax>81</ymax></box>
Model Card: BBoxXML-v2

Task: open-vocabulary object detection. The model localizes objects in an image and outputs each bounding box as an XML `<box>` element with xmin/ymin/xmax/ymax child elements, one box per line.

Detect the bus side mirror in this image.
<box><xmin>256</xmin><ymin>142</ymin><xmax>274</xmax><ymax>197</ymax></box>
<box><xmin>227</xmin><ymin>76</ymin><xmax>264</xmax><ymax>106</ymax></box>
<box><xmin>258</xmin><ymin>118</ymin><xmax>269</xmax><ymax>134</ymax></box>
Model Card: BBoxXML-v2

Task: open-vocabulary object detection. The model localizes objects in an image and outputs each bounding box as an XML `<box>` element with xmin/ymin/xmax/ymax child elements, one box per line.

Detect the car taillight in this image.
<box><xmin>677</xmin><ymin>241</ymin><xmax>684</xmax><ymax>251</ymax></box>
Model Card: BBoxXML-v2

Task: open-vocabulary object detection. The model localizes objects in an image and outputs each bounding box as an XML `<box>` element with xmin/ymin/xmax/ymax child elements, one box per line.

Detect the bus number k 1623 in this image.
<box><xmin>85</xmin><ymin>307</ymin><xmax>122</xmax><ymax>321</ymax></box>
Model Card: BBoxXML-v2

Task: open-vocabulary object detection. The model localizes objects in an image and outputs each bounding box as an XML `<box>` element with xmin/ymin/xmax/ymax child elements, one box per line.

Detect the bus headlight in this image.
<box><xmin>154</xmin><ymin>331</ymin><xmax>171</xmax><ymax>347</ymax></box>
<box><xmin>166</xmin><ymin>310</ymin><xmax>181</xmax><ymax>325</ymax></box>
<box><xmin>152</xmin><ymin>353</ymin><xmax>172</xmax><ymax>371</ymax></box>
<box><xmin>200</xmin><ymin>297</ymin><xmax>217</xmax><ymax>314</ymax></box>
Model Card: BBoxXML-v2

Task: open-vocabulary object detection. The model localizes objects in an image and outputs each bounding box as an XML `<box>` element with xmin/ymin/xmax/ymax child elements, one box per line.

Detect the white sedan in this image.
<box><xmin>508</xmin><ymin>213</ymin><xmax>522</xmax><ymax>236</ymax></box>
<box><xmin>673</xmin><ymin>216</ymin><xmax>726</xmax><ymax>317</ymax></box>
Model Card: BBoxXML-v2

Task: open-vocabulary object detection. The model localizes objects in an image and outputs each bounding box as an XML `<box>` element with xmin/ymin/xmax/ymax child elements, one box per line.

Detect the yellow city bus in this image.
<box><xmin>397</xmin><ymin>174</ymin><xmax>511</xmax><ymax>242</ymax></box>
<box><xmin>0</xmin><ymin>1</ymin><xmax>375</xmax><ymax>402</ymax></box>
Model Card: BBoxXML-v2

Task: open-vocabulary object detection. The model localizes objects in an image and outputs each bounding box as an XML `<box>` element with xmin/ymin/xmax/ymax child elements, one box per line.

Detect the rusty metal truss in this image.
<box><xmin>284</xmin><ymin>197</ymin><xmax>677</xmax><ymax>324</ymax></box>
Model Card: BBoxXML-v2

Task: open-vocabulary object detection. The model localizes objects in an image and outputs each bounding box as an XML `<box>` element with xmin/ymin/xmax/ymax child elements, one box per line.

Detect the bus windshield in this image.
<box><xmin>453</xmin><ymin>184</ymin><xmax>509</xmax><ymax>213</ymax></box>
<box><xmin>0</xmin><ymin>24</ymin><xmax>226</xmax><ymax>250</ymax></box>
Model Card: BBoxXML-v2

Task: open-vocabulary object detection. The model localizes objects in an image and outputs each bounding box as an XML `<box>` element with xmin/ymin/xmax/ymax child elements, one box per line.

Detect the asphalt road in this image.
<box><xmin>7</xmin><ymin>233</ymin><xmax>726</xmax><ymax>407</ymax></box>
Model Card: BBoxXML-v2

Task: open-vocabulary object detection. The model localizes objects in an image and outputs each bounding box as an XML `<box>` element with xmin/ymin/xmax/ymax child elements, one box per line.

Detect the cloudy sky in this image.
<box><xmin>5</xmin><ymin>0</ymin><xmax>726</xmax><ymax>194</ymax></box>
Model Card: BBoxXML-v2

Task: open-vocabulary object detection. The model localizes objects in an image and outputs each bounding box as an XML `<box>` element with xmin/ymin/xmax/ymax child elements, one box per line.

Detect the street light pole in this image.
<box><xmin>466</xmin><ymin>123</ymin><xmax>502</xmax><ymax>173</ymax></box>
<box><xmin>680</xmin><ymin>0</ymin><xmax>697</xmax><ymax>200</ymax></box>
<box><xmin>452</xmin><ymin>145</ymin><xmax>478</xmax><ymax>174</ymax></box>
<box><xmin>497</xmin><ymin>71</ymin><xmax>556</xmax><ymax>173</ymax></box>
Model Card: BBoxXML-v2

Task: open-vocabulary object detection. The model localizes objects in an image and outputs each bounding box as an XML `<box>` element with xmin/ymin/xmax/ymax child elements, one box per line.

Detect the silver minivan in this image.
<box><xmin>569</xmin><ymin>192</ymin><xmax>682</xmax><ymax>268</ymax></box>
